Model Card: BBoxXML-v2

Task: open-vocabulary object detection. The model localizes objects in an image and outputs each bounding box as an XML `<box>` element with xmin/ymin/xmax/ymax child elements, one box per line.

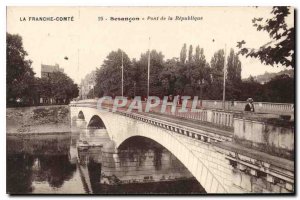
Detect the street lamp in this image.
<box><xmin>93</xmin><ymin>85</ymin><xmax>95</xmax><ymax>98</ymax></box>
<box><xmin>147</xmin><ymin>37</ymin><xmax>151</xmax><ymax>99</ymax></box>
<box><xmin>222</xmin><ymin>44</ymin><xmax>227</xmax><ymax>110</ymax></box>
<box><xmin>198</xmin><ymin>79</ymin><xmax>203</xmax><ymax>108</ymax></box>
<box><xmin>121</xmin><ymin>51</ymin><xmax>124</xmax><ymax>97</ymax></box>
<box><xmin>133</xmin><ymin>81</ymin><xmax>136</xmax><ymax>97</ymax></box>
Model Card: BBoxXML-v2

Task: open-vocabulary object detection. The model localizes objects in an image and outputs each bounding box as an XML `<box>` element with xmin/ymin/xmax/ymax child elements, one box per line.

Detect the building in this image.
<box><xmin>79</xmin><ymin>71</ymin><xmax>96</xmax><ymax>99</ymax></box>
<box><xmin>41</xmin><ymin>63</ymin><xmax>64</xmax><ymax>78</ymax></box>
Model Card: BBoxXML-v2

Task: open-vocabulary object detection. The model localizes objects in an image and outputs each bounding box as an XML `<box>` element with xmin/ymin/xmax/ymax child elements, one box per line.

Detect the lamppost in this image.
<box><xmin>222</xmin><ymin>44</ymin><xmax>227</xmax><ymax>110</ymax></box>
<box><xmin>121</xmin><ymin>50</ymin><xmax>124</xmax><ymax>97</ymax></box>
<box><xmin>198</xmin><ymin>79</ymin><xmax>203</xmax><ymax>108</ymax></box>
<box><xmin>133</xmin><ymin>81</ymin><xmax>136</xmax><ymax>97</ymax></box>
<box><xmin>93</xmin><ymin>85</ymin><xmax>95</xmax><ymax>98</ymax></box>
<box><xmin>147</xmin><ymin>37</ymin><xmax>151</xmax><ymax>99</ymax></box>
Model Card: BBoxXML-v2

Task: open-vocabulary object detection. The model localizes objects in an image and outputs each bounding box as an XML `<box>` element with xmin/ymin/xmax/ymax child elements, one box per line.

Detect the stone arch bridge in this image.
<box><xmin>70</xmin><ymin>100</ymin><xmax>294</xmax><ymax>194</ymax></box>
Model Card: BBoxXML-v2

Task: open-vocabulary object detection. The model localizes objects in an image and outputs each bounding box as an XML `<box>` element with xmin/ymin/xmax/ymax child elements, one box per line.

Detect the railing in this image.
<box><xmin>154</xmin><ymin>106</ymin><xmax>234</xmax><ymax>128</ymax></box>
<box><xmin>70</xmin><ymin>100</ymin><xmax>234</xmax><ymax>128</ymax></box>
<box><xmin>211</xmin><ymin>110</ymin><xmax>234</xmax><ymax>127</ymax></box>
<box><xmin>70</xmin><ymin>98</ymin><xmax>293</xmax><ymax>130</ymax></box>
<box><xmin>71</xmin><ymin>99</ymin><xmax>234</xmax><ymax>128</ymax></box>
<box><xmin>200</xmin><ymin>100</ymin><xmax>294</xmax><ymax>114</ymax></box>
<box><xmin>72</xmin><ymin>99</ymin><xmax>294</xmax><ymax>114</ymax></box>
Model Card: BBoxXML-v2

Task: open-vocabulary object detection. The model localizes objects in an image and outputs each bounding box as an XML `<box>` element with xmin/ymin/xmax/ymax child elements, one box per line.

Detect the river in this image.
<box><xmin>7</xmin><ymin>128</ymin><xmax>205</xmax><ymax>194</ymax></box>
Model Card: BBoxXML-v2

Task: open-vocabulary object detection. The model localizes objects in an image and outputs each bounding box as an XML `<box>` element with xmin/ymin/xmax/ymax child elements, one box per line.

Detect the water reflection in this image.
<box><xmin>7</xmin><ymin>134</ymin><xmax>85</xmax><ymax>194</ymax></box>
<box><xmin>7</xmin><ymin>129</ymin><xmax>205</xmax><ymax>194</ymax></box>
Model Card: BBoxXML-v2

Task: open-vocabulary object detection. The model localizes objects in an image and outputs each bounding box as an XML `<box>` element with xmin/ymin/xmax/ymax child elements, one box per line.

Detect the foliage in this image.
<box><xmin>159</xmin><ymin>58</ymin><xmax>178</xmax><ymax>95</ymax></box>
<box><xmin>49</xmin><ymin>72</ymin><xmax>79</xmax><ymax>103</ymax></box>
<box><xmin>188</xmin><ymin>45</ymin><xmax>193</xmax><ymax>62</ymax></box>
<box><xmin>94</xmin><ymin>49</ymin><xmax>131</xmax><ymax>97</ymax></box>
<box><xmin>128</xmin><ymin>50</ymin><xmax>165</xmax><ymax>97</ymax></box>
<box><xmin>262</xmin><ymin>74</ymin><xmax>294</xmax><ymax>103</ymax></box>
<box><xmin>239</xmin><ymin>76</ymin><xmax>264</xmax><ymax>102</ymax></box>
<box><xmin>7</xmin><ymin>33</ymin><xmax>79</xmax><ymax>106</ymax></box>
<box><xmin>210</xmin><ymin>49</ymin><xmax>225</xmax><ymax>99</ymax></box>
<box><xmin>238</xmin><ymin>74</ymin><xmax>294</xmax><ymax>103</ymax></box>
<box><xmin>94</xmin><ymin>45</ymin><xmax>245</xmax><ymax>101</ymax></box>
<box><xmin>226</xmin><ymin>49</ymin><xmax>242</xmax><ymax>100</ymax></box>
<box><xmin>7</xmin><ymin>33</ymin><xmax>36</xmax><ymax>106</ymax></box>
<box><xmin>36</xmin><ymin>72</ymin><xmax>79</xmax><ymax>104</ymax></box>
<box><xmin>180</xmin><ymin>43</ymin><xmax>187</xmax><ymax>64</ymax></box>
<box><xmin>237</xmin><ymin>7</ymin><xmax>294</xmax><ymax>68</ymax></box>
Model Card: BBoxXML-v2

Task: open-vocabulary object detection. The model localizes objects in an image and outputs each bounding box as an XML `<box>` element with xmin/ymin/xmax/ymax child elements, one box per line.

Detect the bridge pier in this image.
<box><xmin>75</xmin><ymin>119</ymin><xmax>87</xmax><ymax>129</ymax></box>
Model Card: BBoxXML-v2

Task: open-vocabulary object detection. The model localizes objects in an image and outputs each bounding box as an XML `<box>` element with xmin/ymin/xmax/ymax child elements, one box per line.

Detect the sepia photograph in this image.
<box><xmin>6</xmin><ymin>6</ymin><xmax>295</xmax><ymax>195</ymax></box>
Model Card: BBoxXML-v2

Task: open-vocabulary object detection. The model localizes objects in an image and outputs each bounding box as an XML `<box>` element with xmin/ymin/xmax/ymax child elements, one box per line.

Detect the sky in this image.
<box><xmin>7</xmin><ymin>7</ymin><xmax>294</xmax><ymax>84</ymax></box>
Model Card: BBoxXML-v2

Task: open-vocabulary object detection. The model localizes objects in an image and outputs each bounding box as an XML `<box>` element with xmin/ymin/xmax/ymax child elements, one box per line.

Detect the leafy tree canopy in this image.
<box><xmin>7</xmin><ymin>32</ymin><xmax>35</xmax><ymax>105</ymax></box>
<box><xmin>237</xmin><ymin>7</ymin><xmax>294</xmax><ymax>68</ymax></box>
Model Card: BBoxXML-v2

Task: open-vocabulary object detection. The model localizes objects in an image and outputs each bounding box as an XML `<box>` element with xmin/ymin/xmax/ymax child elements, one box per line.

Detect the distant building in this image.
<box><xmin>41</xmin><ymin>63</ymin><xmax>64</xmax><ymax>78</ymax></box>
<box><xmin>79</xmin><ymin>71</ymin><xmax>96</xmax><ymax>99</ymax></box>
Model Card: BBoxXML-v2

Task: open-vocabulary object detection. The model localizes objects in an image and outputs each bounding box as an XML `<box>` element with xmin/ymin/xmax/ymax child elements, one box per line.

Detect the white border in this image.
<box><xmin>1</xmin><ymin>0</ymin><xmax>299</xmax><ymax>200</ymax></box>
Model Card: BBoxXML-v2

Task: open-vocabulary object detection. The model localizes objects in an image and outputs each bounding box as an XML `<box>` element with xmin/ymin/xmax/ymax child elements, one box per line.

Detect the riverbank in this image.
<box><xmin>6</xmin><ymin>105</ymin><xmax>71</xmax><ymax>134</ymax></box>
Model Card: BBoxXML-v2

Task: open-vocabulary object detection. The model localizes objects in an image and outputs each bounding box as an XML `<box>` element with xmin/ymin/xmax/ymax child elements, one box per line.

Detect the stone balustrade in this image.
<box><xmin>71</xmin><ymin>98</ymin><xmax>294</xmax><ymax>115</ymax></box>
<box><xmin>70</xmin><ymin>98</ymin><xmax>292</xmax><ymax>130</ymax></box>
<box><xmin>200</xmin><ymin>100</ymin><xmax>294</xmax><ymax>114</ymax></box>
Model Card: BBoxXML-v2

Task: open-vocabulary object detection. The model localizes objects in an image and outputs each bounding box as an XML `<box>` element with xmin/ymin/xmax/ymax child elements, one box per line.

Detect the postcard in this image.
<box><xmin>6</xmin><ymin>6</ymin><xmax>294</xmax><ymax>194</ymax></box>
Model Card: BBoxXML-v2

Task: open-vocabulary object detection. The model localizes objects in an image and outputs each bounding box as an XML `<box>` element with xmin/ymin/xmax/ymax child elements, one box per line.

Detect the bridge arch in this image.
<box><xmin>87</xmin><ymin>115</ymin><xmax>107</xmax><ymax>129</ymax></box>
<box><xmin>78</xmin><ymin>111</ymin><xmax>85</xmax><ymax>120</ymax></box>
<box><xmin>118</xmin><ymin>135</ymin><xmax>207</xmax><ymax>192</ymax></box>
<box><xmin>114</xmin><ymin>123</ymin><xmax>227</xmax><ymax>193</ymax></box>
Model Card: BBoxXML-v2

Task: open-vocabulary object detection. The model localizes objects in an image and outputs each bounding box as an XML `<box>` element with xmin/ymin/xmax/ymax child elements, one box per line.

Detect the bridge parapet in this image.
<box><xmin>233</xmin><ymin>113</ymin><xmax>294</xmax><ymax>160</ymax></box>
<box><xmin>70</xmin><ymin>100</ymin><xmax>235</xmax><ymax>129</ymax></box>
<box><xmin>201</xmin><ymin>100</ymin><xmax>294</xmax><ymax>115</ymax></box>
<box><xmin>149</xmin><ymin>104</ymin><xmax>234</xmax><ymax>128</ymax></box>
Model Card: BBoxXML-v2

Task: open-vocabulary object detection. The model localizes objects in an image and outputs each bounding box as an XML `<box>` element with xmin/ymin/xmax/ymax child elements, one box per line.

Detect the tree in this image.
<box><xmin>134</xmin><ymin>50</ymin><xmax>165</xmax><ymax>97</ymax></box>
<box><xmin>188</xmin><ymin>45</ymin><xmax>193</xmax><ymax>62</ymax></box>
<box><xmin>240</xmin><ymin>77</ymin><xmax>264</xmax><ymax>102</ymax></box>
<box><xmin>159</xmin><ymin>58</ymin><xmax>178</xmax><ymax>95</ymax></box>
<box><xmin>195</xmin><ymin>45</ymin><xmax>200</xmax><ymax>63</ymax></box>
<box><xmin>49</xmin><ymin>72</ymin><xmax>78</xmax><ymax>104</ymax></box>
<box><xmin>237</xmin><ymin>7</ymin><xmax>294</xmax><ymax>68</ymax></box>
<box><xmin>7</xmin><ymin>33</ymin><xmax>36</xmax><ymax>106</ymax></box>
<box><xmin>187</xmin><ymin>46</ymin><xmax>211</xmax><ymax>98</ymax></box>
<box><xmin>35</xmin><ymin>77</ymin><xmax>52</xmax><ymax>101</ymax></box>
<box><xmin>262</xmin><ymin>74</ymin><xmax>294</xmax><ymax>103</ymax></box>
<box><xmin>180</xmin><ymin>43</ymin><xmax>187</xmax><ymax>64</ymax></box>
<box><xmin>210</xmin><ymin>49</ymin><xmax>225</xmax><ymax>99</ymax></box>
<box><xmin>226</xmin><ymin>49</ymin><xmax>242</xmax><ymax>100</ymax></box>
<box><xmin>94</xmin><ymin>49</ymin><xmax>131</xmax><ymax>97</ymax></box>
